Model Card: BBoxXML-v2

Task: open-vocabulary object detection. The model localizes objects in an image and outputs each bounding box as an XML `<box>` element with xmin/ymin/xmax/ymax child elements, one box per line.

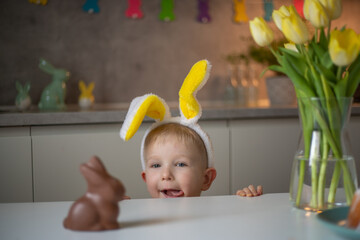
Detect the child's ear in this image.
<box><xmin>141</xmin><ymin>171</ymin><xmax>147</xmax><ymax>183</ymax></box>
<box><xmin>201</xmin><ymin>167</ymin><xmax>217</xmax><ymax>191</ymax></box>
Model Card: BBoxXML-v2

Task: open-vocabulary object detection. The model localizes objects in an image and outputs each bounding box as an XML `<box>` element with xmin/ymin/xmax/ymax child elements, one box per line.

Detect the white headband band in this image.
<box><xmin>139</xmin><ymin>117</ymin><xmax>214</xmax><ymax>170</ymax></box>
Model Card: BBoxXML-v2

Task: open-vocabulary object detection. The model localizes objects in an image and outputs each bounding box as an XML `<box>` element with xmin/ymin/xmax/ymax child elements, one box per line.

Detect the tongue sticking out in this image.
<box><xmin>163</xmin><ymin>190</ymin><xmax>184</xmax><ymax>198</ymax></box>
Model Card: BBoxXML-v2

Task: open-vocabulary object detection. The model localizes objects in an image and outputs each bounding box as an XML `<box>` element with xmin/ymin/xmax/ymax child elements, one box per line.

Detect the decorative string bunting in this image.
<box><xmin>83</xmin><ymin>0</ymin><xmax>100</xmax><ymax>14</ymax></box>
<box><xmin>293</xmin><ymin>0</ymin><xmax>304</xmax><ymax>18</ymax></box>
<box><xmin>197</xmin><ymin>0</ymin><xmax>211</xmax><ymax>23</ymax></box>
<box><xmin>233</xmin><ymin>0</ymin><xmax>249</xmax><ymax>23</ymax></box>
<box><xmin>77</xmin><ymin>0</ymin><xmax>294</xmax><ymax>23</ymax></box>
<box><xmin>29</xmin><ymin>0</ymin><xmax>48</xmax><ymax>5</ymax></box>
<box><xmin>159</xmin><ymin>0</ymin><xmax>175</xmax><ymax>22</ymax></box>
<box><xmin>125</xmin><ymin>0</ymin><xmax>144</xmax><ymax>19</ymax></box>
<box><xmin>263</xmin><ymin>0</ymin><xmax>273</xmax><ymax>21</ymax></box>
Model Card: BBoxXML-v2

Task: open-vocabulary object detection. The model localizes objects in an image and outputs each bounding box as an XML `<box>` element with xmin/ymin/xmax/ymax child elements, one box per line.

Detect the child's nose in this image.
<box><xmin>161</xmin><ymin>166</ymin><xmax>174</xmax><ymax>181</ymax></box>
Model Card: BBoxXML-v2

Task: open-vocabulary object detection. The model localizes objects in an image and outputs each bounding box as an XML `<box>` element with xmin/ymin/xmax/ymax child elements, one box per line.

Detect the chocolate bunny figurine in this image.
<box><xmin>63</xmin><ymin>156</ymin><xmax>125</xmax><ymax>231</ymax></box>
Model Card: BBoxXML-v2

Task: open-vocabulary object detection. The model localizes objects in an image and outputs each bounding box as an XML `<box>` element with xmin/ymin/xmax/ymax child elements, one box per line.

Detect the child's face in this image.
<box><xmin>142</xmin><ymin>134</ymin><xmax>214</xmax><ymax>198</ymax></box>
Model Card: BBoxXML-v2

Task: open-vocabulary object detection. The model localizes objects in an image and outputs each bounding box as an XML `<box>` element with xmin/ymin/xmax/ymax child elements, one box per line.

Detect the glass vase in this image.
<box><xmin>290</xmin><ymin>97</ymin><xmax>358</xmax><ymax>211</ymax></box>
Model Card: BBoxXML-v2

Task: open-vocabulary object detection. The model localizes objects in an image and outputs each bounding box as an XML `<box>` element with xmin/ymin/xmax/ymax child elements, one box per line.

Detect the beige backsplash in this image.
<box><xmin>1</xmin><ymin>0</ymin><xmax>359</xmax><ymax>107</ymax></box>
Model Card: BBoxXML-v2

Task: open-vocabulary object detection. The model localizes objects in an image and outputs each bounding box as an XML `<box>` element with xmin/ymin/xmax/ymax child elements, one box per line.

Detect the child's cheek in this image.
<box><xmin>180</xmin><ymin>171</ymin><xmax>199</xmax><ymax>189</ymax></box>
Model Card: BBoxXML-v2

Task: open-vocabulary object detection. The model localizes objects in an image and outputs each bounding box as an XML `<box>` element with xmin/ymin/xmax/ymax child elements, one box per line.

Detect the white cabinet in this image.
<box><xmin>32</xmin><ymin>124</ymin><xmax>148</xmax><ymax>201</ymax></box>
<box><xmin>230</xmin><ymin>119</ymin><xmax>300</xmax><ymax>194</ymax></box>
<box><xmin>200</xmin><ymin>121</ymin><xmax>230</xmax><ymax>197</ymax></box>
<box><xmin>0</xmin><ymin>127</ymin><xmax>33</xmax><ymax>202</ymax></box>
<box><xmin>31</xmin><ymin>121</ymin><xmax>229</xmax><ymax>201</ymax></box>
<box><xmin>349</xmin><ymin>116</ymin><xmax>360</xmax><ymax>179</ymax></box>
<box><xmin>2</xmin><ymin>116</ymin><xmax>358</xmax><ymax>202</ymax></box>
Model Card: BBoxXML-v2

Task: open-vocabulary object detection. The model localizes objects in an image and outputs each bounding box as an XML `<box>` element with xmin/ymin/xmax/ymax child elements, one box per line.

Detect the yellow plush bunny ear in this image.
<box><xmin>87</xmin><ymin>82</ymin><xmax>95</xmax><ymax>94</ymax></box>
<box><xmin>120</xmin><ymin>94</ymin><xmax>170</xmax><ymax>141</ymax></box>
<box><xmin>179</xmin><ymin>60</ymin><xmax>211</xmax><ymax>122</ymax></box>
<box><xmin>79</xmin><ymin>80</ymin><xmax>86</xmax><ymax>93</ymax></box>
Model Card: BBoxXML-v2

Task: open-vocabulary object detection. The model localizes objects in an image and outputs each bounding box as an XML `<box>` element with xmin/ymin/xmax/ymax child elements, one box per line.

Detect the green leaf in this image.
<box><xmin>309</xmin><ymin>40</ymin><xmax>333</xmax><ymax>69</ymax></box>
<box><xmin>313</xmin><ymin>62</ymin><xmax>337</xmax><ymax>85</ymax></box>
<box><xmin>321</xmin><ymin>74</ymin><xmax>335</xmax><ymax>99</ymax></box>
<box><xmin>282</xmin><ymin>55</ymin><xmax>316</xmax><ymax>97</ymax></box>
<box><xmin>283</xmin><ymin>52</ymin><xmax>308</xmax><ymax>77</ymax></box>
<box><xmin>334</xmin><ymin>74</ymin><xmax>348</xmax><ymax>98</ymax></box>
<box><xmin>320</xmin><ymin>52</ymin><xmax>333</xmax><ymax>69</ymax></box>
<box><xmin>304</xmin><ymin>67</ymin><xmax>312</xmax><ymax>86</ymax></box>
<box><xmin>347</xmin><ymin>54</ymin><xmax>360</xmax><ymax>96</ymax></box>
<box><xmin>302</xmin><ymin>53</ymin><xmax>325</xmax><ymax>98</ymax></box>
<box><xmin>319</xmin><ymin>28</ymin><xmax>328</xmax><ymax>49</ymax></box>
<box><xmin>267</xmin><ymin>65</ymin><xmax>285</xmax><ymax>75</ymax></box>
<box><xmin>310</xmin><ymin>65</ymin><xmax>325</xmax><ymax>98</ymax></box>
<box><xmin>259</xmin><ymin>65</ymin><xmax>285</xmax><ymax>78</ymax></box>
<box><xmin>311</xmin><ymin>41</ymin><xmax>326</xmax><ymax>58</ymax></box>
<box><xmin>278</xmin><ymin>47</ymin><xmax>304</xmax><ymax>59</ymax></box>
<box><xmin>348</xmin><ymin>54</ymin><xmax>360</xmax><ymax>72</ymax></box>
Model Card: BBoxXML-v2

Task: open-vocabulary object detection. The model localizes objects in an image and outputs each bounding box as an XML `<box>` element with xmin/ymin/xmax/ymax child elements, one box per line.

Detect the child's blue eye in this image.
<box><xmin>151</xmin><ymin>163</ymin><xmax>161</xmax><ymax>168</ymax></box>
<box><xmin>176</xmin><ymin>162</ymin><xmax>187</xmax><ymax>167</ymax></box>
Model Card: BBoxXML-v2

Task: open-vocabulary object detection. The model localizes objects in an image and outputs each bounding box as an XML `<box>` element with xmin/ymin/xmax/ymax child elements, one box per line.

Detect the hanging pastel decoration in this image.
<box><xmin>29</xmin><ymin>0</ymin><xmax>47</xmax><ymax>5</ymax></box>
<box><xmin>263</xmin><ymin>0</ymin><xmax>273</xmax><ymax>22</ymax></box>
<box><xmin>125</xmin><ymin>0</ymin><xmax>144</xmax><ymax>19</ymax></box>
<box><xmin>83</xmin><ymin>0</ymin><xmax>100</xmax><ymax>14</ymax></box>
<box><xmin>159</xmin><ymin>0</ymin><xmax>175</xmax><ymax>22</ymax></box>
<box><xmin>233</xmin><ymin>0</ymin><xmax>249</xmax><ymax>23</ymax></box>
<box><xmin>293</xmin><ymin>0</ymin><xmax>305</xmax><ymax>18</ymax></box>
<box><xmin>197</xmin><ymin>0</ymin><xmax>211</xmax><ymax>23</ymax></box>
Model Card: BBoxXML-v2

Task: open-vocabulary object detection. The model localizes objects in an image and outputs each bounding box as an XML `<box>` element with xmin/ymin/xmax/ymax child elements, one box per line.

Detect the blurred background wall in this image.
<box><xmin>1</xmin><ymin>0</ymin><xmax>359</xmax><ymax>106</ymax></box>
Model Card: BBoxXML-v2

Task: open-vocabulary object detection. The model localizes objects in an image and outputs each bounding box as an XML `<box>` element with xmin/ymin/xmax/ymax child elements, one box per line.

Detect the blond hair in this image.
<box><xmin>144</xmin><ymin>123</ymin><xmax>208</xmax><ymax>167</ymax></box>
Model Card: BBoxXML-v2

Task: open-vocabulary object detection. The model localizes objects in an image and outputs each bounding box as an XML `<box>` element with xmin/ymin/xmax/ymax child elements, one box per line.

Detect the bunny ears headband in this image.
<box><xmin>120</xmin><ymin>60</ymin><xmax>214</xmax><ymax>170</ymax></box>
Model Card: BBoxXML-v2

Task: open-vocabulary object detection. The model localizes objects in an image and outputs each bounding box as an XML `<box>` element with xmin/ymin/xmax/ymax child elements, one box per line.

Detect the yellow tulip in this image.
<box><xmin>280</xmin><ymin>6</ymin><xmax>310</xmax><ymax>44</ymax></box>
<box><xmin>303</xmin><ymin>0</ymin><xmax>330</xmax><ymax>28</ymax></box>
<box><xmin>284</xmin><ymin>43</ymin><xmax>299</xmax><ymax>52</ymax></box>
<box><xmin>329</xmin><ymin>29</ymin><xmax>360</xmax><ymax>66</ymax></box>
<box><xmin>318</xmin><ymin>0</ymin><xmax>342</xmax><ymax>20</ymax></box>
<box><xmin>272</xmin><ymin>5</ymin><xmax>291</xmax><ymax>31</ymax></box>
<box><xmin>249</xmin><ymin>17</ymin><xmax>274</xmax><ymax>47</ymax></box>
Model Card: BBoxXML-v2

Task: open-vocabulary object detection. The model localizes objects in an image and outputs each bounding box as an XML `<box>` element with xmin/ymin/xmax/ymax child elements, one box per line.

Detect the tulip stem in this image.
<box><xmin>328</xmin><ymin>161</ymin><xmax>341</xmax><ymax>204</ymax></box>
<box><xmin>336</xmin><ymin>66</ymin><xmax>342</xmax><ymax>80</ymax></box>
<box><xmin>327</xmin><ymin>22</ymin><xmax>331</xmax><ymax>40</ymax></box>
<box><xmin>295</xmin><ymin>98</ymin><xmax>313</xmax><ymax>207</ymax></box>
<box><xmin>296</xmin><ymin>160</ymin><xmax>306</xmax><ymax>206</ymax></box>
<box><xmin>317</xmin><ymin>134</ymin><xmax>329</xmax><ymax>209</ymax></box>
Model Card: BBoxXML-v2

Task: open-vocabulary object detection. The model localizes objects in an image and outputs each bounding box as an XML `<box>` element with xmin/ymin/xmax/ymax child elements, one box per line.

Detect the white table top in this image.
<box><xmin>0</xmin><ymin>193</ymin><xmax>347</xmax><ymax>240</ymax></box>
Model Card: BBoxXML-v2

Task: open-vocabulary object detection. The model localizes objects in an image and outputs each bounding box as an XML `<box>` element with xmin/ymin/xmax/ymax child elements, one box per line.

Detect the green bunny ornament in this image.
<box><xmin>15</xmin><ymin>81</ymin><xmax>32</xmax><ymax>111</ymax></box>
<box><xmin>38</xmin><ymin>58</ymin><xmax>70</xmax><ymax>111</ymax></box>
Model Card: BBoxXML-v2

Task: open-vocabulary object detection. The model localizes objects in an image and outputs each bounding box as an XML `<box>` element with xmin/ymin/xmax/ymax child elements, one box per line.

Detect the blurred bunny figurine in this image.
<box><xmin>38</xmin><ymin>58</ymin><xmax>70</xmax><ymax>111</ymax></box>
<box><xmin>15</xmin><ymin>81</ymin><xmax>32</xmax><ymax>111</ymax></box>
<box><xmin>63</xmin><ymin>156</ymin><xmax>126</xmax><ymax>231</ymax></box>
<box><xmin>78</xmin><ymin>80</ymin><xmax>95</xmax><ymax>110</ymax></box>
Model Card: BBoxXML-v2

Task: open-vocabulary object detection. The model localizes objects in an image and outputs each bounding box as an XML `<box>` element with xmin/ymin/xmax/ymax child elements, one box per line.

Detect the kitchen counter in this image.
<box><xmin>0</xmin><ymin>193</ymin><xmax>350</xmax><ymax>240</ymax></box>
<box><xmin>2</xmin><ymin>102</ymin><xmax>360</xmax><ymax>127</ymax></box>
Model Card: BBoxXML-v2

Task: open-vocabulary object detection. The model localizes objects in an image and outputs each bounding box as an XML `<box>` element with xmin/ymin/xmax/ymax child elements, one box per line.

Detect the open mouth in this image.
<box><xmin>160</xmin><ymin>189</ymin><xmax>185</xmax><ymax>198</ymax></box>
